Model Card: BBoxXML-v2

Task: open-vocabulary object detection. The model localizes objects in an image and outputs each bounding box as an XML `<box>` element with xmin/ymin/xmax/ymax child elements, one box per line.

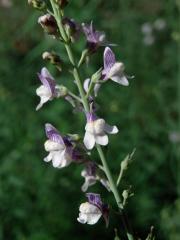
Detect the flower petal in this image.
<box><xmin>94</xmin><ymin>83</ymin><xmax>101</xmax><ymax>97</ymax></box>
<box><xmin>103</xmin><ymin>47</ymin><xmax>116</xmax><ymax>72</ymax></box>
<box><xmin>104</xmin><ymin>123</ymin><xmax>119</xmax><ymax>134</ymax></box>
<box><xmin>44</xmin><ymin>140</ymin><xmax>64</xmax><ymax>151</ymax></box>
<box><xmin>86</xmin><ymin>193</ymin><xmax>102</xmax><ymax>207</ymax></box>
<box><xmin>36</xmin><ymin>85</ymin><xmax>52</xmax><ymax>110</ymax></box>
<box><xmin>45</xmin><ymin>123</ymin><xmax>64</xmax><ymax>144</ymax></box>
<box><xmin>95</xmin><ymin>134</ymin><xmax>108</xmax><ymax>146</ymax></box>
<box><xmin>86</xmin><ymin>212</ymin><xmax>102</xmax><ymax>225</ymax></box>
<box><xmin>44</xmin><ymin>152</ymin><xmax>53</xmax><ymax>162</ymax></box>
<box><xmin>81</xmin><ymin>177</ymin><xmax>96</xmax><ymax>192</ymax></box>
<box><xmin>77</xmin><ymin>213</ymin><xmax>87</xmax><ymax>224</ymax></box>
<box><xmin>38</xmin><ymin>67</ymin><xmax>56</xmax><ymax>96</ymax></box>
<box><xmin>78</xmin><ymin>202</ymin><xmax>102</xmax><ymax>225</ymax></box>
<box><xmin>108</xmin><ymin>62</ymin><xmax>124</xmax><ymax>79</ymax></box>
<box><xmin>83</xmin><ymin>78</ymin><xmax>90</xmax><ymax>93</ymax></box>
<box><xmin>94</xmin><ymin>119</ymin><xmax>106</xmax><ymax>135</ymax></box>
<box><xmin>52</xmin><ymin>150</ymin><xmax>72</xmax><ymax>168</ymax></box>
<box><xmin>83</xmin><ymin>131</ymin><xmax>95</xmax><ymax>150</ymax></box>
<box><xmin>36</xmin><ymin>96</ymin><xmax>51</xmax><ymax>111</ymax></box>
<box><xmin>111</xmin><ymin>75</ymin><xmax>129</xmax><ymax>86</ymax></box>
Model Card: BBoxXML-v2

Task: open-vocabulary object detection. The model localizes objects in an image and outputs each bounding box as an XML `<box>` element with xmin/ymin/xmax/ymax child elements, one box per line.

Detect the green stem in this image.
<box><xmin>116</xmin><ymin>168</ymin><xmax>124</xmax><ymax>187</ymax></box>
<box><xmin>68</xmin><ymin>91</ymin><xmax>82</xmax><ymax>103</ymax></box>
<box><xmin>49</xmin><ymin>1</ymin><xmax>135</xmax><ymax>239</ymax></box>
<box><xmin>86</xmin><ymin>79</ymin><xmax>94</xmax><ymax>98</ymax></box>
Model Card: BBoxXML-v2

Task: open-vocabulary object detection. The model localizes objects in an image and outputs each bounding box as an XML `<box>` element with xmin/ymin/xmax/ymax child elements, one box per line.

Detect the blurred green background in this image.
<box><xmin>0</xmin><ymin>0</ymin><xmax>179</xmax><ymax>239</ymax></box>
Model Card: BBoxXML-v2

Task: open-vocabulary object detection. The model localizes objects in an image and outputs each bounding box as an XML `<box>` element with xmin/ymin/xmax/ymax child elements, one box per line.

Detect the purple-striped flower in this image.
<box><xmin>36</xmin><ymin>67</ymin><xmax>60</xmax><ymax>110</ymax></box>
<box><xmin>102</xmin><ymin>47</ymin><xmax>129</xmax><ymax>86</ymax></box>
<box><xmin>77</xmin><ymin>193</ymin><xmax>109</xmax><ymax>226</ymax></box>
<box><xmin>83</xmin><ymin>111</ymin><xmax>118</xmax><ymax>150</ymax></box>
<box><xmin>44</xmin><ymin>123</ymin><xmax>75</xmax><ymax>168</ymax></box>
<box><xmin>81</xmin><ymin>162</ymin><xmax>110</xmax><ymax>192</ymax></box>
<box><xmin>82</xmin><ymin>22</ymin><xmax>107</xmax><ymax>52</ymax></box>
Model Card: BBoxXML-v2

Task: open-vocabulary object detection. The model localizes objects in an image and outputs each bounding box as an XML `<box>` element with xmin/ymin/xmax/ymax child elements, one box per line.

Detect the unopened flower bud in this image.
<box><xmin>121</xmin><ymin>157</ymin><xmax>129</xmax><ymax>171</ymax></box>
<box><xmin>28</xmin><ymin>0</ymin><xmax>46</xmax><ymax>10</ymax></box>
<box><xmin>122</xmin><ymin>187</ymin><xmax>134</xmax><ymax>206</ymax></box>
<box><xmin>91</xmin><ymin>68</ymin><xmax>102</xmax><ymax>83</ymax></box>
<box><xmin>62</xmin><ymin>17</ymin><xmax>80</xmax><ymax>43</ymax></box>
<box><xmin>38</xmin><ymin>14</ymin><xmax>58</xmax><ymax>35</ymax></box>
<box><xmin>55</xmin><ymin>0</ymin><xmax>69</xmax><ymax>8</ymax></box>
<box><xmin>56</xmin><ymin>85</ymin><xmax>68</xmax><ymax>97</ymax></box>
<box><xmin>122</xmin><ymin>189</ymin><xmax>129</xmax><ymax>201</ymax></box>
<box><xmin>42</xmin><ymin>51</ymin><xmax>62</xmax><ymax>70</ymax></box>
<box><xmin>67</xmin><ymin>134</ymin><xmax>81</xmax><ymax>141</ymax></box>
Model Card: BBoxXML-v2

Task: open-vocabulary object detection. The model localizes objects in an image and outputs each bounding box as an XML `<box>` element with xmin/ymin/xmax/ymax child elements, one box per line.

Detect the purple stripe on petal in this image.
<box><xmin>45</xmin><ymin>123</ymin><xmax>64</xmax><ymax>144</ymax></box>
<box><xmin>82</xmin><ymin>22</ymin><xmax>105</xmax><ymax>44</ymax></box>
<box><xmin>86</xmin><ymin>112</ymin><xmax>97</xmax><ymax>122</ymax></box>
<box><xmin>86</xmin><ymin>193</ymin><xmax>109</xmax><ymax>227</ymax></box>
<box><xmin>86</xmin><ymin>193</ymin><xmax>102</xmax><ymax>209</ymax></box>
<box><xmin>38</xmin><ymin>68</ymin><xmax>56</xmax><ymax>96</ymax></box>
<box><xmin>103</xmin><ymin>47</ymin><xmax>116</xmax><ymax>72</ymax></box>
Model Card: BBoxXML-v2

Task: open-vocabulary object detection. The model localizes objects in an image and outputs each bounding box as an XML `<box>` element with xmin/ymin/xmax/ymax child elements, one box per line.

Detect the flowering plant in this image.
<box><xmin>28</xmin><ymin>1</ymin><xmax>154</xmax><ymax>239</ymax></box>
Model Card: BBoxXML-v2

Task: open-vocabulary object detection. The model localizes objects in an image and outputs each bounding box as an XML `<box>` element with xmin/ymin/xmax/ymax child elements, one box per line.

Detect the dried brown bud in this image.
<box><xmin>38</xmin><ymin>14</ymin><xmax>58</xmax><ymax>35</ymax></box>
<box><xmin>42</xmin><ymin>51</ymin><xmax>62</xmax><ymax>70</ymax></box>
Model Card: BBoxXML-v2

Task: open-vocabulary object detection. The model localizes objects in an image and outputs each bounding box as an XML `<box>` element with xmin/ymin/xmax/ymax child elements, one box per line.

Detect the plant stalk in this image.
<box><xmin>49</xmin><ymin>1</ymin><xmax>135</xmax><ymax>239</ymax></box>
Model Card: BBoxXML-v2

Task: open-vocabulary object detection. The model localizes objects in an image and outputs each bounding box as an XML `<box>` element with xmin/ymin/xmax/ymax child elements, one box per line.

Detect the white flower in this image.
<box><xmin>77</xmin><ymin>193</ymin><xmax>109</xmax><ymax>226</ymax></box>
<box><xmin>154</xmin><ymin>19</ymin><xmax>166</xmax><ymax>31</ymax></box>
<box><xmin>141</xmin><ymin>22</ymin><xmax>153</xmax><ymax>34</ymax></box>
<box><xmin>81</xmin><ymin>162</ymin><xmax>110</xmax><ymax>192</ymax></box>
<box><xmin>81</xmin><ymin>169</ymin><xmax>97</xmax><ymax>192</ymax></box>
<box><xmin>143</xmin><ymin>35</ymin><xmax>155</xmax><ymax>46</ymax></box>
<box><xmin>77</xmin><ymin>202</ymin><xmax>102</xmax><ymax>225</ymax></box>
<box><xmin>44</xmin><ymin>139</ymin><xmax>72</xmax><ymax>168</ymax></box>
<box><xmin>102</xmin><ymin>47</ymin><xmax>129</xmax><ymax>86</ymax></box>
<box><xmin>36</xmin><ymin>67</ymin><xmax>58</xmax><ymax>111</ymax></box>
<box><xmin>83</xmin><ymin>113</ymin><xmax>118</xmax><ymax>150</ymax></box>
<box><xmin>44</xmin><ymin>124</ymin><xmax>73</xmax><ymax>168</ymax></box>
